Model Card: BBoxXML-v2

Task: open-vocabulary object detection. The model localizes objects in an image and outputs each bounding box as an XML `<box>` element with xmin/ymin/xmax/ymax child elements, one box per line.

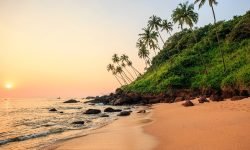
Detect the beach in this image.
<box><xmin>50</xmin><ymin>98</ymin><xmax>250</xmax><ymax>150</ymax></box>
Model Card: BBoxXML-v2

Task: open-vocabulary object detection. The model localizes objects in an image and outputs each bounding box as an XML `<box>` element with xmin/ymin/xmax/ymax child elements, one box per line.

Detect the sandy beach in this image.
<box><xmin>49</xmin><ymin>98</ymin><xmax>250</xmax><ymax>150</ymax></box>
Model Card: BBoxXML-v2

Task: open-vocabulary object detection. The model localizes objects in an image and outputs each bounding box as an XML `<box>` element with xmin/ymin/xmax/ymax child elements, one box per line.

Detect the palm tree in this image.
<box><xmin>194</xmin><ymin>0</ymin><xmax>226</xmax><ymax>72</ymax></box>
<box><xmin>173</xmin><ymin>2</ymin><xmax>207</xmax><ymax>74</ymax></box>
<box><xmin>161</xmin><ymin>19</ymin><xmax>173</xmax><ymax>36</ymax></box>
<box><xmin>112</xmin><ymin>54</ymin><xmax>132</xmax><ymax>82</ymax></box>
<box><xmin>120</xmin><ymin>54</ymin><xmax>135</xmax><ymax>80</ymax></box>
<box><xmin>107</xmin><ymin>64</ymin><xmax>123</xmax><ymax>86</ymax></box>
<box><xmin>116</xmin><ymin>66</ymin><xmax>129</xmax><ymax>84</ymax></box>
<box><xmin>148</xmin><ymin>15</ymin><xmax>164</xmax><ymax>44</ymax></box>
<box><xmin>126</xmin><ymin>60</ymin><xmax>141</xmax><ymax>77</ymax></box>
<box><xmin>138</xmin><ymin>44</ymin><xmax>151</xmax><ymax>69</ymax></box>
<box><xmin>172</xmin><ymin>6</ymin><xmax>185</xmax><ymax>30</ymax></box>
<box><xmin>139</xmin><ymin>27</ymin><xmax>159</xmax><ymax>55</ymax></box>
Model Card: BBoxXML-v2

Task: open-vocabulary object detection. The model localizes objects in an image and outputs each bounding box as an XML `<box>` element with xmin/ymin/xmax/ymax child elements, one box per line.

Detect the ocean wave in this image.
<box><xmin>0</xmin><ymin>128</ymin><xmax>65</xmax><ymax>146</ymax></box>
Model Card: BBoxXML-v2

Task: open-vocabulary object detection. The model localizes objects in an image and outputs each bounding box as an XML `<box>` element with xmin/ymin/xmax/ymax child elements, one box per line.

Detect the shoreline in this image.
<box><xmin>46</xmin><ymin>98</ymin><xmax>250</xmax><ymax>150</ymax></box>
<box><xmin>46</xmin><ymin>108</ymin><xmax>157</xmax><ymax>150</ymax></box>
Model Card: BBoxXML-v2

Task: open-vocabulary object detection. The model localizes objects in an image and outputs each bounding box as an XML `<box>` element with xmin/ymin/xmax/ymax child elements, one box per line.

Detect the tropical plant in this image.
<box><xmin>194</xmin><ymin>0</ymin><xmax>226</xmax><ymax>72</ymax></box>
<box><xmin>148</xmin><ymin>15</ymin><xmax>165</xmax><ymax>44</ymax></box>
<box><xmin>161</xmin><ymin>19</ymin><xmax>173</xmax><ymax>36</ymax></box>
<box><xmin>107</xmin><ymin>64</ymin><xmax>123</xmax><ymax>86</ymax></box>
<box><xmin>112</xmin><ymin>54</ymin><xmax>132</xmax><ymax>82</ymax></box>
<box><xmin>126</xmin><ymin>60</ymin><xmax>142</xmax><ymax>77</ymax></box>
<box><xmin>138</xmin><ymin>27</ymin><xmax>159</xmax><ymax>55</ymax></box>
<box><xmin>120</xmin><ymin>54</ymin><xmax>135</xmax><ymax>80</ymax></box>
<box><xmin>138</xmin><ymin>44</ymin><xmax>151</xmax><ymax>69</ymax></box>
<box><xmin>115</xmin><ymin>66</ymin><xmax>129</xmax><ymax>85</ymax></box>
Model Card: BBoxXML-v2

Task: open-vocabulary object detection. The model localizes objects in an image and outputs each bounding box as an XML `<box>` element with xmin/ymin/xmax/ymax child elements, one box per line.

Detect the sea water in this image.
<box><xmin>0</xmin><ymin>98</ymin><xmax>127</xmax><ymax>150</ymax></box>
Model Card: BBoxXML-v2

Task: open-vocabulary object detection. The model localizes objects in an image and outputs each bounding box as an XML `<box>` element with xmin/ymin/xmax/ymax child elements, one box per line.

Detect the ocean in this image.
<box><xmin>0</xmin><ymin>98</ymin><xmax>129</xmax><ymax>150</ymax></box>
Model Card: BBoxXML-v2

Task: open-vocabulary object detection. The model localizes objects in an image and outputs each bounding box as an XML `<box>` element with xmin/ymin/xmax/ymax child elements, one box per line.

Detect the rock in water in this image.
<box><xmin>182</xmin><ymin>100</ymin><xmax>194</xmax><ymax>107</ymax></box>
<box><xmin>71</xmin><ymin>121</ymin><xmax>85</xmax><ymax>125</ymax></box>
<box><xmin>117</xmin><ymin>111</ymin><xmax>131</xmax><ymax>116</ymax></box>
<box><xmin>63</xmin><ymin>99</ymin><xmax>79</xmax><ymax>103</ymax></box>
<box><xmin>198</xmin><ymin>96</ymin><xmax>209</xmax><ymax>103</ymax></box>
<box><xmin>137</xmin><ymin>110</ymin><xmax>146</xmax><ymax>113</ymax></box>
<box><xmin>49</xmin><ymin>108</ymin><xmax>57</xmax><ymax>112</ymax></box>
<box><xmin>84</xmin><ymin>109</ymin><xmax>101</xmax><ymax>114</ymax></box>
<box><xmin>104</xmin><ymin>107</ymin><xmax>122</xmax><ymax>112</ymax></box>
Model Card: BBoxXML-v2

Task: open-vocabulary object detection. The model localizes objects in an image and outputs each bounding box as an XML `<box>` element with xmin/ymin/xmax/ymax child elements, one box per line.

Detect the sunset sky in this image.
<box><xmin>1</xmin><ymin>0</ymin><xmax>250</xmax><ymax>98</ymax></box>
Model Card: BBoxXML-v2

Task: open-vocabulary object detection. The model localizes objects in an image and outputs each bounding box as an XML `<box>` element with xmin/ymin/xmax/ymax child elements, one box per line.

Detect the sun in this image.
<box><xmin>5</xmin><ymin>83</ymin><xmax>13</xmax><ymax>89</ymax></box>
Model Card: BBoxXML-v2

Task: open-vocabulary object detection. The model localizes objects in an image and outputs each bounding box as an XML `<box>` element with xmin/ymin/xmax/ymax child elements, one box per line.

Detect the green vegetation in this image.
<box><xmin>123</xmin><ymin>11</ymin><xmax>250</xmax><ymax>94</ymax></box>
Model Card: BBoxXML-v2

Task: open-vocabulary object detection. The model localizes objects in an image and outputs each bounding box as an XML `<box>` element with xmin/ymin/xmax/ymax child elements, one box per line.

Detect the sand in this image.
<box><xmin>48</xmin><ymin>111</ymin><xmax>157</xmax><ymax>150</ymax></box>
<box><xmin>145</xmin><ymin>98</ymin><xmax>250</xmax><ymax>150</ymax></box>
<box><xmin>49</xmin><ymin>98</ymin><xmax>250</xmax><ymax>150</ymax></box>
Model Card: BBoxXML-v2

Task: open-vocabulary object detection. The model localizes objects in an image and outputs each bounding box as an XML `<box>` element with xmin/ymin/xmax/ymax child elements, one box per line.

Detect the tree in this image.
<box><xmin>116</xmin><ymin>66</ymin><xmax>129</xmax><ymax>84</ymax></box>
<box><xmin>172</xmin><ymin>5</ymin><xmax>185</xmax><ymax>30</ymax></box>
<box><xmin>138</xmin><ymin>44</ymin><xmax>151</xmax><ymax>69</ymax></box>
<box><xmin>194</xmin><ymin>0</ymin><xmax>226</xmax><ymax>72</ymax></box>
<box><xmin>107</xmin><ymin>64</ymin><xmax>123</xmax><ymax>86</ymax></box>
<box><xmin>148</xmin><ymin>15</ymin><xmax>165</xmax><ymax>44</ymax></box>
<box><xmin>126</xmin><ymin>60</ymin><xmax>141</xmax><ymax>77</ymax></box>
<box><xmin>112</xmin><ymin>54</ymin><xmax>132</xmax><ymax>82</ymax></box>
<box><xmin>173</xmin><ymin>1</ymin><xmax>207</xmax><ymax>74</ymax></box>
<box><xmin>161</xmin><ymin>19</ymin><xmax>173</xmax><ymax>36</ymax></box>
<box><xmin>139</xmin><ymin>27</ymin><xmax>159</xmax><ymax>55</ymax></box>
<box><xmin>120</xmin><ymin>54</ymin><xmax>135</xmax><ymax>80</ymax></box>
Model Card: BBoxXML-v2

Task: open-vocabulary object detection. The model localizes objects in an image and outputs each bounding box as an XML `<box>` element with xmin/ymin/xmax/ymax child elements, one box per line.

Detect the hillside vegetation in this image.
<box><xmin>123</xmin><ymin>11</ymin><xmax>250</xmax><ymax>95</ymax></box>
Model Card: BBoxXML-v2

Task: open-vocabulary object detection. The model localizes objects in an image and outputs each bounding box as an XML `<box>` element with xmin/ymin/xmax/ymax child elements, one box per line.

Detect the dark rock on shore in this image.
<box><xmin>137</xmin><ymin>110</ymin><xmax>146</xmax><ymax>113</ymax></box>
<box><xmin>198</xmin><ymin>96</ymin><xmax>209</xmax><ymax>103</ymax></box>
<box><xmin>100</xmin><ymin>114</ymin><xmax>109</xmax><ymax>117</ymax></box>
<box><xmin>85</xmin><ymin>96</ymin><xmax>95</xmax><ymax>99</ymax></box>
<box><xmin>175</xmin><ymin>97</ymin><xmax>184</xmax><ymax>102</ymax></box>
<box><xmin>63</xmin><ymin>99</ymin><xmax>79</xmax><ymax>103</ymax></box>
<box><xmin>104</xmin><ymin>107</ymin><xmax>122</xmax><ymax>112</ymax></box>
<box><xmin>117</xmin><ymin>111</ymin><xmax>131</xmax><ymax>116</ymax></box>
<box><xmin>84</xmin><ymin>109</ymin><xmax>101</xmax><ymax>114</ymax></box>
<box><xmin>182</xmin><ymin>100</ymin><xmax>194</xmax><ymax>107</ymax></box>
<box><xmin>49</xmin><ymin>108</ymin><xmax>57</xmax><ymax>112</ymax></box>
<box><xmin>71</xmin><ymin>121</ymin><xmax>85</xmax><ymax>125</ymax></box>
<box><xmin>210</xmin><ymin>95</ymin><xmax>224</xmax><ymax>101</ymax></box>
<box><xmin>231</xmin><ymin>96</ymin><xmax>248</xmax><ymax>101</ymax></box>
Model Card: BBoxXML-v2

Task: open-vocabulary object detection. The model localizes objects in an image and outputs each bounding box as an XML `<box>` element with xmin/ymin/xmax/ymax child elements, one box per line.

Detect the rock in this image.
<box><xmin>117</xmin><ymin>111</ymin><xmax>131</xmax><ymax>116</ymax></box>
<box><xmin>198</xmin><ymin>96</ymin><xmax>209</xmax><ymax>103</ymax></box>
<box><xmin>148</xmin><ymin>98</ymin><xmax>161</xmax><ymax>104</ymax></box>
<box><xmin>240</xmin><ymin>90</ymin><xmax>249</xmax><ymax>97</ymax></box>
<box><xmin>137</xmin><ymin>110</ymin><xmax>146</xmax><ymax>113</ymax></box>
<box><xmin>100</xmin><ymin>114</ymin><xmax>109</xmax><ymax>117</ymax></box>
<box><xmin>175</xmin><ymin>97</ymin><xmax>184</xmax><ymax>102</ymax></box>
<box><xmin>63</xmin><ymin>99</ymin><xmax>79</xmax><ymax>103</ymax></box>
<box><xmin>182</xmin><ymin>100</ymin><xmax>194</xmax><ymax>107</ymax></box>
<box><xmin>49</xmin><ymin>108</ymin><xmax>57</xmax><ymax>112</ymax></box>
<box><xmin>124</xmin><ymin>107</ymin><xmax>131</xmax><ymax>110</ymax></box>
<box><xmin>59</xmin><ymin>111</ymin><xmax>64</xmax><ymax>113</ymax></box>
<box><xmin>104</xmin><ymin>107</ymin><xmax>122</xmax><ymax>112</ymax></box>
<box><xmin>209</xmin><ymin>95</ymin><xmax>224</xmax><ymax>101</ymax></box>
<box><xmin>84</xmin><ymin>109</ymin><xmax>101</xmax><ymax>114</ymax></box>
<box><xmin>231</xmin><ymin>96</ymin><xmax>248</xmax><ymax>101</ymax></box>
<box><xmin>86</xmin><ymin>96</ymin><xmax>95</xmax><ymax>99</ymax></box>
<box><xmin>71</xmin><ymin>121</ymin><xmax>85</xmax><ymax>125</ymax></box>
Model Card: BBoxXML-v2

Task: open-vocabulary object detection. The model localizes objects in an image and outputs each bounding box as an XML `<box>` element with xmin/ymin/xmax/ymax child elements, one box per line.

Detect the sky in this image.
<box><xmin>0</xmin><ymin>0</ymin><xmax>249</xmax><ymax>98</ymax></box>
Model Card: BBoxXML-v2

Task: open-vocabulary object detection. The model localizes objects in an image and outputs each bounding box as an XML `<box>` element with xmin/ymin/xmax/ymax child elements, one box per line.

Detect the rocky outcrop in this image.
<box><xmin>209</xmin><ymin>95</ymin><xmax>224</xmax><ymax>102</ymax></box>
<box><xmin>100</xmin><ymin>114</ymin><xmax>109</xmax><ymax>117</ymax></box>
<box><xmin>117</xmin><ymin>111</ymin><xmax>131</xmax><ymax>116</ymax></box>
<box><xmin>231</xmin><ymin>96</ymin><xmax>248</xmax><ymax>101</ymax></box>
<box><xmin>84</xmin><ymin>109</ymin><xmax>101</xmax><ymax>114</ymax></box>
<box><xmin>63</xmin><ymin>99</ymin><xmax>79</xmax><ymax>103</ymax></box>
<box><xmin>104</xmin><ymin>107</ymin><xmax>122</xmax><ymax>112</ymax></box>
<box><xmin>182</xmin><ymin>100</ymin><xmax>194</xmax><ymax>107</ymax></box>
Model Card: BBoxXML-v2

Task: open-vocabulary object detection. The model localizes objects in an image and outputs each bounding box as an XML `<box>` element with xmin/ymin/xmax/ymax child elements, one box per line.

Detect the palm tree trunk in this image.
<box><xmin>131</xmin><ymin>66</ymin><xmax>141</xmax><ymax>76</ymax></box>
<box><xmin>157</xmin><ymin>30</ymin><xmax>165</xmax><ymax>45</ymax></box>
<box><xmin>122</xmin><ymin>71</ymin><xmax>132</xmax><ymax>82</ymax></box>
<box><xmin>124</xmin><ymin>67</ymin><xmax>135</xmax><ymax>80</ymax></box>
<box><xmin>119</xmin><ymin>73</ymin><xmax>128</xmax><ymax>85</ymax></box>
<box><xmin>211</xmin><ymin>5</ymin><xmax>226</xmax><ymax>72</ymax></box>
<box><xmin>114</xmin><ymin>75</ymin><xmax>123</xmax><ymax>86</ymax></box>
